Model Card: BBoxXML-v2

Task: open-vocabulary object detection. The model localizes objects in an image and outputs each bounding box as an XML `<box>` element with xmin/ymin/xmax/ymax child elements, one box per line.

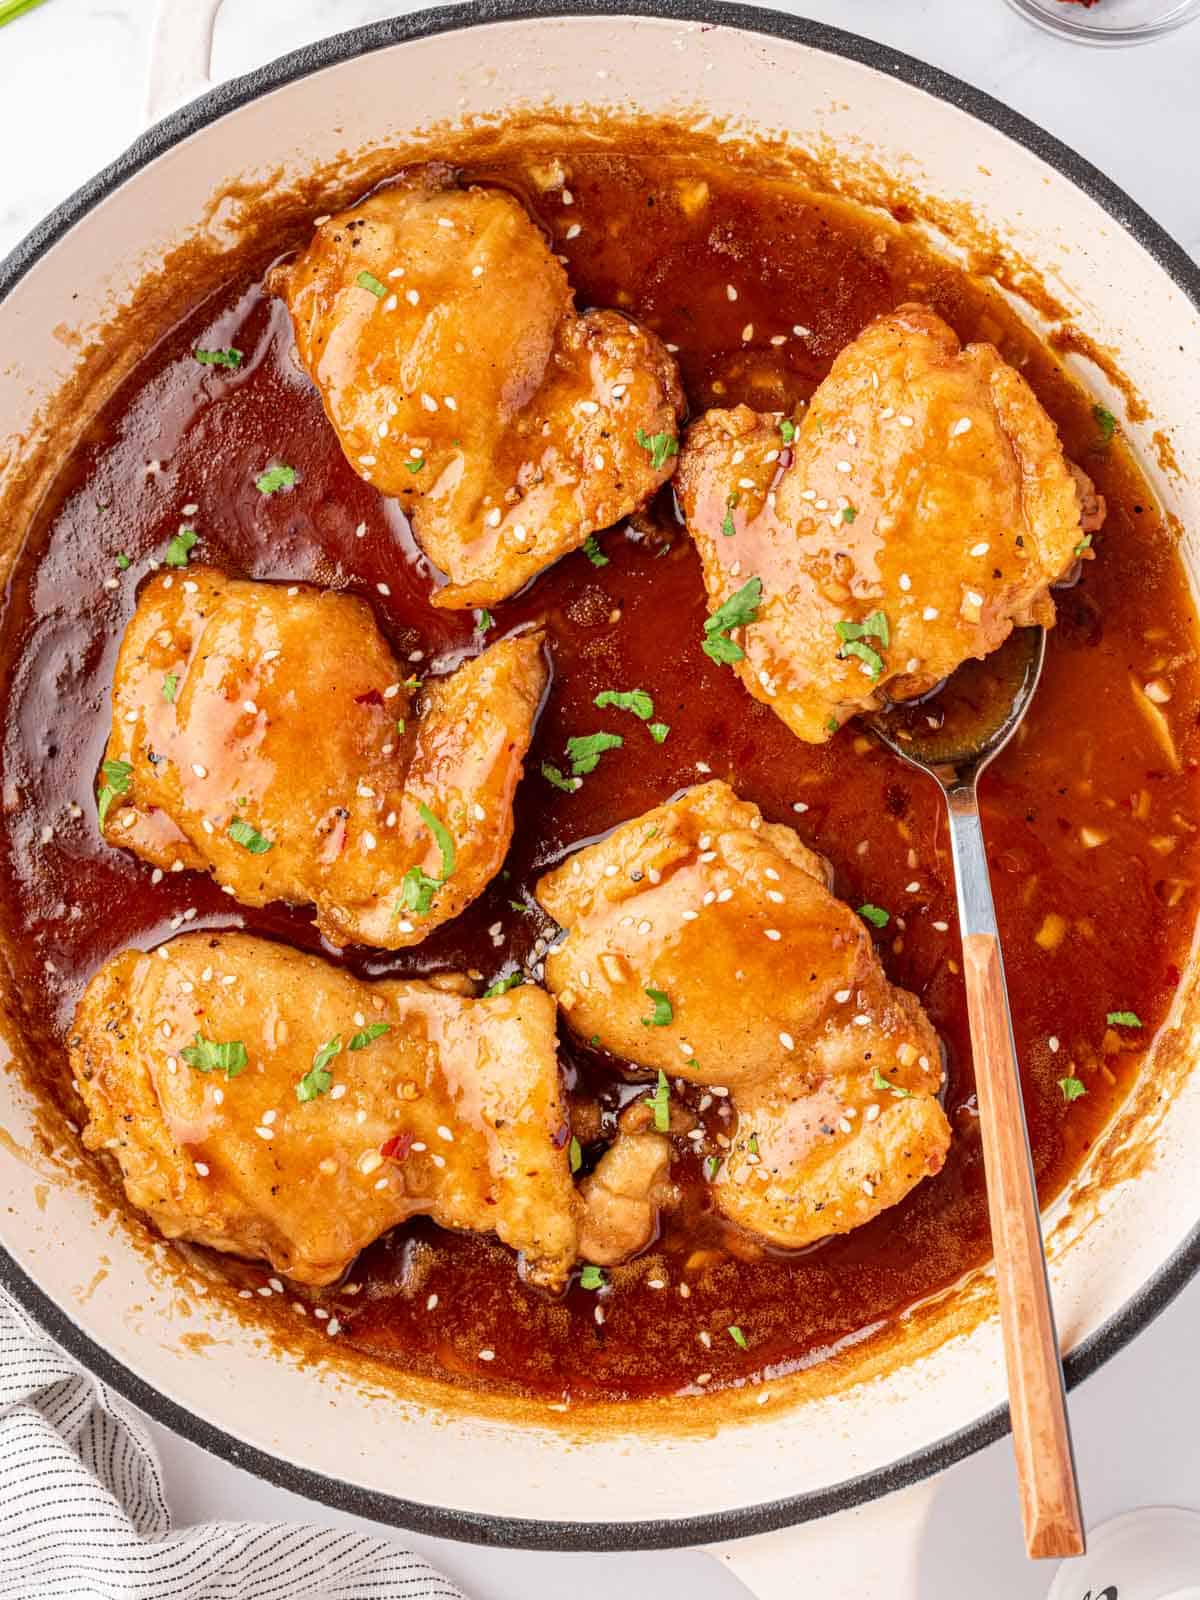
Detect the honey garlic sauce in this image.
<box><xmin>1</xmin><ymin>148</ymin><xmax>1197</xmax><ymax>1404</ymax></box>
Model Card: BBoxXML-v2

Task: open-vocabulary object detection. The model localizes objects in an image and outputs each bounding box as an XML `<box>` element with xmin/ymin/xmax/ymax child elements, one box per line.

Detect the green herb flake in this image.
<box><xmin>841</xmin><ymin>638</ymin><xmax>885</xmax><ymax>680</ymax></box>
<box><xmin>779</xmin><ymin>418</ymin><xmax>797</xmax><ymax>445</ymax></box>
<box><xmin>835</xmin><ymin>610</ymin><xmax>890</xmax><ymax>648</ymax></box>
<box><xmin>872</xmin><ymin>1067</ymin><xmax>912</xmax><ymax>1098</ymax></box>
<box><xmin>356</xmin><ymin>270</ymin><xmax>387</xmax><ymax>298</ymax></box>
<box><xmin>858</xmin><ymin>903</ymin><xmax>889</xmax><ymax>928</ymax></box>
<box><xmin>400</xmin><ymin>865</ymin><xmax>442</xmax><ymax>917</ymax></box>
<box><xmin>297</xmin><ymin>1035</ymin><xmax>342</xmax><ymax>1102</ymax></box>
<box><xmin>181</xmin><ymin>1033</ymin><xmax>248</xmax><ymax>1079</ymax></box>
<box><xmin>96</xmin><ymin>757</ymin><xmax>133</xmax><ymax>829</ymax></box>
<box><xmin>594</xmin><ymin>688</ymin><xmax>653</xmax><ymax>721</ymax></box>
<box><xmin>477</xmin><ymin>608</ymin><xmax>494</xmax><ymax>632</ymax></box>
<box><xmin>1093</xmin><ymin>403</ymin><xmax>1117</xmax><ymax>443</ymax></box>
<box><xmin>164</xmin><ymin>526</ymin><xmax>197</xmax><ymax>568</ymax></box>
<box><xmin>825</xmin><ymin>715</ymin><xmax>840</xmax><ymax>734</ymax></box>
<box><xmin>542</xmin><ymin>761</ymin><xmax>579</xmax><ymax>793</ymax></box>
<box><xmin>194</xmin><ymin>347</ymin><xmax>243</xmax><ymax>369</ymax></box>
<box><xmin>582</xmin><ymin>534</ymin><xmax>609</xmax><ymax>568</ymax></box>
<box><xmin>634</xmin><ymin>427</ymin><xmax>679</xmax><ymax>472</ymax></box>
<box><xmin>1075</xmin><ymin>533</ymin><xmax>1093</xmax><ymax>558</ymax></box>
<box><xmin>417</xmin><ymin>801</ymin><xmax>456</xmax><ymax>882</ymax></box>
<box><xmin>721</xmin><ymin>491</ymin><xmax>739</xmax><ymax>539</ymax></box>
<box><xmin>162</xmin><ymin>673</ymin><xmax>179</xmax><ymax>705</ymax></box>
<box><xmin>641</xmin><ymin>987</ymin><xmax>673</xmax><ymax>1028</ymax></box>
<box><xmin>702</xmin><ymin>575</ymin><xmax>762</xmax><ymax>665</ymax></box>
<box><xmin>405</xmin><ymin>456</ymin><xmax>425</xmax><ymax>474</ymax></box>
<box><xmin>646</xmin><ymin>1069</ymin><xmax>672</xmax><ymax>1133</ymax></box>
<box><xmin>228</xmin><ymin>816</ymin><xmax>273</xmax><ymax>855</ymax></box>
<box><xmin>842</xmin><ymin>504</ymin><xmax>858</xmax><ymax>524</ymax></box>
<box><xmin>703</xmin><ymin>1155</ymin><xmax>723</xmax><ymax>1182</ymax></box>
<box><xmin>1106</xmin><ymin>1010</ymin><xmax>1143</xmax><ymax>1028</ymax></box>
<box><xmin>115</xmin><ymin>553</ymin><xmax>131</xmax><ymax>571</ymax></box>
<box><xmin>648</xmin><ymin>722</ymin><xmax>670</xmax><ymax>744</ymax></box>
<box><xmin>566</xmin><ymin>731</ymin><xmax>624</xmax><ymax>776</ymax></box>
<box><xmin>569</xmin><ymin>1136</ymin><xmax>583</xmax><ymax>1175</ymax></box>
<box><xmin>482</xmin><ymin>971</ymin><xmax>525</xmax><ymax>999</ymax></box>
<box><xmin>747</xmin><ymin>1132</ymin><xmax>759</xmax><ymax>1156</ymax></box>
<box><xmin>1058</xmin><ymin>1076</ymin><xmax>1088</xmax><ymax>1103</ymax></box>
<box><xmin>255</xmin><ymin>463</ymin><xmax>298</xmax><ymax>496</ymax></box>
<box><xmin>727</xmin><ymin>1325</ymin><xmax>749</xmax><ymax>1351</ymax></box>
<box><xmin>348</xmin><ymin>1024</ymin><xmax>390</xmax><ymax>1051</ymax></box>
<box><xmin>579</xmin><ymin>1264</ymin><xmax>606</xmax><ymax>1291</ymax></box>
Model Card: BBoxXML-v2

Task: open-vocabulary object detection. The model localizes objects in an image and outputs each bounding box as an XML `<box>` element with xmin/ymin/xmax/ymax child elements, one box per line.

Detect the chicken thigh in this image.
<box><xmin>677</xmin><ymin>304</ymin><xmax>1104</xmax><ymax>743</ymax></box>
<box><xmin>71</xmin><ymin>932</ymin><xmax>581</xmax><ymax>1289</ymax></box>
<box><xmin>272</xmin><ymin>169</ymin><xmax>685</xmax><ymax>608</ymax></box>
<box><xmin>536</xmin><ymin>781</ymin><xmax>951</xmax><ymax>1248</ymax></box>
<box><xmin>98</xmin><ymin>568</ymin><xmax>545</xmax><ymax>948</ymax></box>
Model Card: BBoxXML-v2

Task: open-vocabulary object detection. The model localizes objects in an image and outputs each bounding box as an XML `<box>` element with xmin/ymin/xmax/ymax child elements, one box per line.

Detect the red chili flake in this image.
<box><xmin>380</xmin><ymin>1131</ymin><xmax>414</xmax><ymax>1162</ymax></box>
<box><xmin>778</xmin><ymin>447</ymin><xmax>793</xmax><ymax>469</ymax></box>
<box><xmin>1165</xmin><ymin>964</ymin><xmax>1182</xmax><ymax>989</ymax></box>
<box><xmin>354</xmin><ymin>688</ymin><xmax>384</xmax><ymax>707</ymax></box>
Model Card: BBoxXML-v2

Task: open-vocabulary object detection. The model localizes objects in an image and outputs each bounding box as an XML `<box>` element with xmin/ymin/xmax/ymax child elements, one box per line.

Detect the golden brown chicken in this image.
<box><xmin>677</xmin><ymin>304</ymin><xmax>1105</xmax><ymax>743</ymax></box>
<box><xmin>536</xmin><ymin>781</ymin><xmax>951</xmax><ymax>1248</ymax></box>
<box><xmin>70</xmin><ymin>932</ymin><xmax>582</xmax><ymax>1289</ymax></box>
<box><xmin>98</xmin><ymin>568</ymin><xmax>545</xmax><ymax>949</ymax></box>
<box><xmin>272</xmin><ymin>169</ymin><xmax>685</xmax><ymax>608</ymax></box>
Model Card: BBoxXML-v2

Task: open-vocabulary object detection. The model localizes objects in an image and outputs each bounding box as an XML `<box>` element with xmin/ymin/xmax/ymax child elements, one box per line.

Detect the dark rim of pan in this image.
<box><xmin>2</xmin><ymin>0</ymin><xmax>1199</xmax><ymax>1554</ymax></box>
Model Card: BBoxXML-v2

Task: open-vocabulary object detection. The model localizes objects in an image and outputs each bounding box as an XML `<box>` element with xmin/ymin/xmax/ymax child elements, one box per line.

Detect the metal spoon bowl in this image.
<box><xmin>866</xmin><ymin>625</ymin><xmax>1085</xmax><ymax>1560</ymax></box>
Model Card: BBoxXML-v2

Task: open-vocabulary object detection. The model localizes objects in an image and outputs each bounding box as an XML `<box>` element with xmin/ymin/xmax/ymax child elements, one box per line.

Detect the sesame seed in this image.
<box><xmin>437</xmin><ymin>1124</ymin><xmax>454</xmax><ymax>1142</ymax></box>
<box><xmin>836</xmin><ymin>459</ymin><xmax>852</xmax><ymax>474</ymax></box>
<box><xmin>899</xmin><ymin>573</ymin><xmax>912</xmax><ymax>592</ymax></box>
<box><xmin>897</xmin><ymin>414</ymin><xmax>914</xmax><ymax>428</ymax></box>
<box><xmin>853</xmin><ymin>1013</ymin><xmax>870</xmax><ymax>1026</ymax></box>
<box><xmin>726</xmin><ymin>284</ymin><xmax>738</xmax><ymax>301</ymax></box>
<box><xmin>779</xmin><ymin>1031</ymin><xmax>794</xmax><ymax>1050</ymax></box>
<box><xmin>359</xmin><ymin>1150</ymin><xmax>383</xmax><ymax>1176</ymax></box>
<box><xmin>420</xmin><ymin>393</ymin><xmax>438</xmax><ymax>412</ymax></box>
<box><xmin>254</xmin><ymin>1126</ymin><xmax>274</xmax><ymax>1140</ymax></box>
<box><xmin>637</xmin><ymin>919</ymin><xmax>652</xmax><ymax>934</ymax></box>
<box><xmin>969</xmin><ymin>541</ymin><xmax>990</xmax><ymax>557</ymax></box>
<box><xmin>377</xmin><ymin>583</ymin><xmax>390</xmax><ymax>596</ymax></box>
<box><xmin>866</xmin><ymin>1103</ymin><xmax>881</xmax><ymax>1122</ymax></box>
<box><xmin>951</xmin><ymin>417</ymin><xmax>973</xmax><ymax>437</ymax></box>
<box><xmin>330</xmin><ymin>1084</ymin><xmax>348</xmax><ymax>1100</ymax></box>
<box><xmin>1049</xmin><ymin>1035</ymin><xmax>1060</xmax><ymax>1053</ymax></box>
<box><xmin>681</xmin><ymin>910</ymin><xmax>699</xmax><ymax>922</ymax></box>
<box><xmin>479</xmin><ymin>1348</ymin><xmax>496</xmax><ymax>1361</ymax></box>
<box><xmin>792</xmin><ymin>801</ymin><xmax>809</xmax><ymax>814</ymax></box>
<box><xmin>932</xmin><ymin>920</ymin><xmax>949</xmax><ymax>931</ymax></box>
<box><xmin>839</xmin><ymin>1118</ymin><xmax>852</xmax><ymax>1134</ymax></box>
<box><xmin>862</xmin><ymin>1178</ymin><xmax>875</xmax><ymax>1197</ymax></box>
<box><xmin>485</xmin><ymin>506</ymin><xmax>502</xmax><ymax>527</ymax></box>
<box><xmin>262</xmin><ymin>1109</ymin><xmax>277</xmax><ymax>1126</ymax></box>
<box><xmin>405</xmin><ymin>288</ymin><xmax>420</xmax><ymax>305</ymax></box>
<box><xmin>923</xmin><ymin>606</ymin><xmax>939</xmax><ymax>621</ymax></box>
<box><xmin>764</xmin><ymin>929</ymin><xmax>781</xmax><ymax>941</ymax></box>
<box><xmin>741</xmin><ymin>323</ymin><xmax>754</xmax><ymax>342</ymax></box>
<box><xmin>906</xmin><ymin>881</ymin><xmax>920</xmax><ymax>893</ymax></box>
<box><xmin>194</xmin><ymin>1161</ymin><xmax>209</xmax><ymax>1177</ymax></box>
<box><xmin>566</xmin><ymin>223</ymin><xmax>581</xmax><ymax>240</ymax></box>
<box><xmin>716</xmin><ymin>887</ymin><xmax>733</xmax><ymax>903</ymax></box>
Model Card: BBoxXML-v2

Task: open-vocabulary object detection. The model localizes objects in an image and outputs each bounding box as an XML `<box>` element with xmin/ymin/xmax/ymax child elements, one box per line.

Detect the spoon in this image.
<box><xmin>869</xmin><ymin>625</ymin><xmax>1086</xmax><ymax>1561</ymax></box>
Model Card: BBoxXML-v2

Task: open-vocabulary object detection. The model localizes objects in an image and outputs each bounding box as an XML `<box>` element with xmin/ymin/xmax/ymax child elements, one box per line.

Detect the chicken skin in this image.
<box><xmin>677</xmin><ymin>304</ymin><xmax>1104</xmax><ymax>743</ymax></box>
<box><xmin>536</xmin><ymin>782</ymin><xmax>951</xmax><ymax>1249</ymax></box>
<box><xmin>272</xmin><ymin>169</ymin><xmax>684</xmax><ymax>608</ymax></box>
<box><xmin>98</xmin><ymin>568</ymin><xmax>545</xmax><ymax>949</ymax></box>
<box><xmin>70</xmin><ymin>932</ymin><xmax>581</xmax><ymax>1290</ymax></box>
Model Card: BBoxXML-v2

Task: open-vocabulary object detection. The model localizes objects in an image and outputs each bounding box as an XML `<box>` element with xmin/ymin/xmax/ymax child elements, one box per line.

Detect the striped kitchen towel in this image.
<box><xmin>0</xmin><ymin>1288</ymin><xmax>466</xmax><ymax>1599</ymax></box>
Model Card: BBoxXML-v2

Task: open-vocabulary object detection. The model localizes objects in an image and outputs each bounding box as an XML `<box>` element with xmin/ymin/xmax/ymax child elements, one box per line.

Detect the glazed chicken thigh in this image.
<box><xmin>677</xmin><ymin>304</ymin><xmax>1105</xmax><ymax>743</ymax></box>
<box><xmin>98</xmin><ymin>569</ymin><xmax>545</xmax><ymax>948</ymax></box>
<box><xmin>536</xmin><ymin>782</ymin><xmax>951</xmax><ymax>1248</ymax></box>
<box><xmin>71</xmin><ymin>933</ymin><xmax>582</xmax><ymax>1289</ymax></box>
<box><xmin>272</xmin><ymin>168</ymin><xmax>684</xmax><ymax>608</ymax></box>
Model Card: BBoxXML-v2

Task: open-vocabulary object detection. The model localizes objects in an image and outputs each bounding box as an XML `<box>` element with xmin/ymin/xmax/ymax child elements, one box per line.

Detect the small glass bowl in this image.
<box><xmin>1005</xmin><ymin>0</ymin><xmax>1200</xmax><ymax>44</ymax></box>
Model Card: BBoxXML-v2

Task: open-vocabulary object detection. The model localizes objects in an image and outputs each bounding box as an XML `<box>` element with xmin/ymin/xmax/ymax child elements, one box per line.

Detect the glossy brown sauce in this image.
<box><xmin>2</xmin><ymin>148</ymin><xmax>1198</xmax><ymax>1405</ymax></box>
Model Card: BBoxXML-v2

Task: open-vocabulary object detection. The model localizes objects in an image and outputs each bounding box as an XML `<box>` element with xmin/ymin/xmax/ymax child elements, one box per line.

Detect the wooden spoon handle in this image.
<box><xmin>962</xmin><ymin>931</ymin><xmax>1085</xmax><ymax>1559</ymax></box>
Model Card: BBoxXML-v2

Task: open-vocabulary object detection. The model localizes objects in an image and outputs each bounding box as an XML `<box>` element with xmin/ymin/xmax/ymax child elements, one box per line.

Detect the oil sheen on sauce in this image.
<box><xmin>1</xmin><ymin>148</ymin><xmax>1197</xmax><ymax>1405</ymax></box>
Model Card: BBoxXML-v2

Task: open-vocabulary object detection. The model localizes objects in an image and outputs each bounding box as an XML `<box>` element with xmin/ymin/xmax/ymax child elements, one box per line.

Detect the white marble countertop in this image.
<box><xmin>2</xmin><ymin>2</ymin><xmax>1200</xmax><ymax>1597</ymax></box>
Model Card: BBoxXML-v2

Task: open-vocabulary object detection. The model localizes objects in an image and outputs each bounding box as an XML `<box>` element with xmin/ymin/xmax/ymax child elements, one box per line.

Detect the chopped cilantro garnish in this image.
<box><xmin>482</xmin><ymin>971</ymin><xmax>524</xmax><ymax>999</ymax></box>
<box><xmin>872</xmin><ymin>1067</ymin><xmax>912</xmax><ymax>1098</ymax></box>
<box><xmin>582</xmin><ymin>534</ymin><xmax>609</xmax><ymax>567</ymax></box>
<box><xmin>595</xmin><ymin>688</ymin><xmax>653</xmax><ymax>721</ymax></box>
<box><xmin>400</xmin><ymin>866</ymin><xmax>441</xmax><ymax>916</ymax></box>
<box><xmin>115</xmin><ymin>553</ymin><xmax>131</xmax><ymax>571</ymax></box>
<box><xmin>702</xmin><ymin>576</ymin><xmax>762</xmax><ymax>665</ymax></box>
<box><xmin>162</xmin><ymin>673</ymin><xmax>178</xmax><ymax>704</ymax></box>
<box><xmin>566</xmin><ymin>731</ymin><xmax>624</xmax><ymax>775</ymax></box>
<box><xmin>841</xmin><ymin>639</ymin><xmax>885</xmax><ymax>679</ymax></box>
<box><xmin>164</xmin><ymin>526</ymin><xmax>197</xmax><ymax>567</ymax></box>
<box><xmin>703</xmin><ymin>1154</ymin><xmax>723</xmax><ymax>1182</ymax></box>
<box><xmin>1075</xmin><ymin>533</ymin><xmax>1093</xmax><ymax>558</ymax></box>
<box><xmin>835</xmin><ymin>611</ymin><xmax>890</xmax><ymax>647</ymax></box>
<box><xmin>569</xmin><ymin>1135</ymin><xmax>583</xmax><ymax>1175</ymax></box>
<box><xmin>1058</xmin><ymin>1076</ymin><xmax>1087</xmax><ymax>1103</ymax></box>
<box><xmin>542</xmin><ymin>761</ymin><xmax>578</xmax><ymax>793</ymax></box>
<box><xmin>1106</xmin><ymin>1010</ymin><xmax>1143</xmax><ymax>1028</ymax></box>
<box><xmin>858</xmin><ymin>903</ymin><xmax>889</xmax><ymax>928</ymax></box>
<box><xmin>825</xmin><ymin>715</ymin><xmax>840</xmax><ymax>734</ymax></box>
<box><xmin>228</xmin><ymin>816</ymin><xmax>273</xmax><ymax>855</ymax></box>
<box><xmin>641</xmin><ymin>987</ymin><xmax>673</xmax><ymax>1028</ymax></box>
<box><xmin>647</xmin><ymin>1069</ymin><xmax>671</xmax><ymax>1133</ymax></box>
<box><xmin>477</xmin><ymin>608</ymin><xmax>494</xmax><ymax>632</ymax></box>
<box><xmin>1093</xmin><ymin>403</ymin><xmax>1116</xmax><ymax>442</ymax></box>
<box><xmin>779</xmin><ymin>418</ymin><xmax>796</xmax><ymax>445</ymax></box>
<box><xmin>356</xmin><ymin>270</ymin><xmax>387</xmax><ymax>298</ymax></box>
<box><xmin>747</xmin><ymin>1132</ymin><xmax>759</xmax><ymax>1155</ymax></box>
<box><xmin>635</xmin><ymin>427</ymin><xmax>679</xmax><ymax>472</ymax></box>
<box><xmin>405</xmin><ymin>457</ymin><xmax>425</xmax><ymax>474</ymax></box>
<box><xmin>96</xmin><ymin>758</ymin><xmax>133</xmax><ymax>829</ymax></box>
<box><xmin>181</xmin><ymin>1033</ymin><xmax>248</xmax><ymax>1079</ymax></box>
<box><xmin>722</xmin><ymin>491</ymin><xmax>739</xmax><ymax>538</ymax></box>
<box><xmin>255</xmin><ymin>463</ymin><xmax>297</xmax><ymax>496</ymax></box>
<box><xmin>297</xmin><ymin>1035</ymin><xmax>342</xmax><ymax>1101</ymax></box>
<box><xmin>649</xmin><ymin>722</ymin><xmax>670</xmax><ymax>744</ymax></box>
<box><xmin>349</xmin><ymin>1024</ymin><xmax>390</xmax><ymax>1051</ymax></box>
<box><xmin>579</xmin><ymin>1264</ymin><xmax>606</xmax><ymax>1290</ymax></box>
<box><xmin>727</xmin><ymin>1325</ymin><xmax>749</xmax><ymax>1350</ymax></box>
<box><xmin>194</xmin><ymin>347</ymin><xmax>243</xmax><ymax>368</ymax></box>
<box><xmin>842</xmin><ymin>505</ymin><xmax>858</xmax><ymax>524</ymax></box>
<box><xmin>418</xmin><ymin>801</ymin><xmax>455</xmax><ymax>881</ymax></box>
